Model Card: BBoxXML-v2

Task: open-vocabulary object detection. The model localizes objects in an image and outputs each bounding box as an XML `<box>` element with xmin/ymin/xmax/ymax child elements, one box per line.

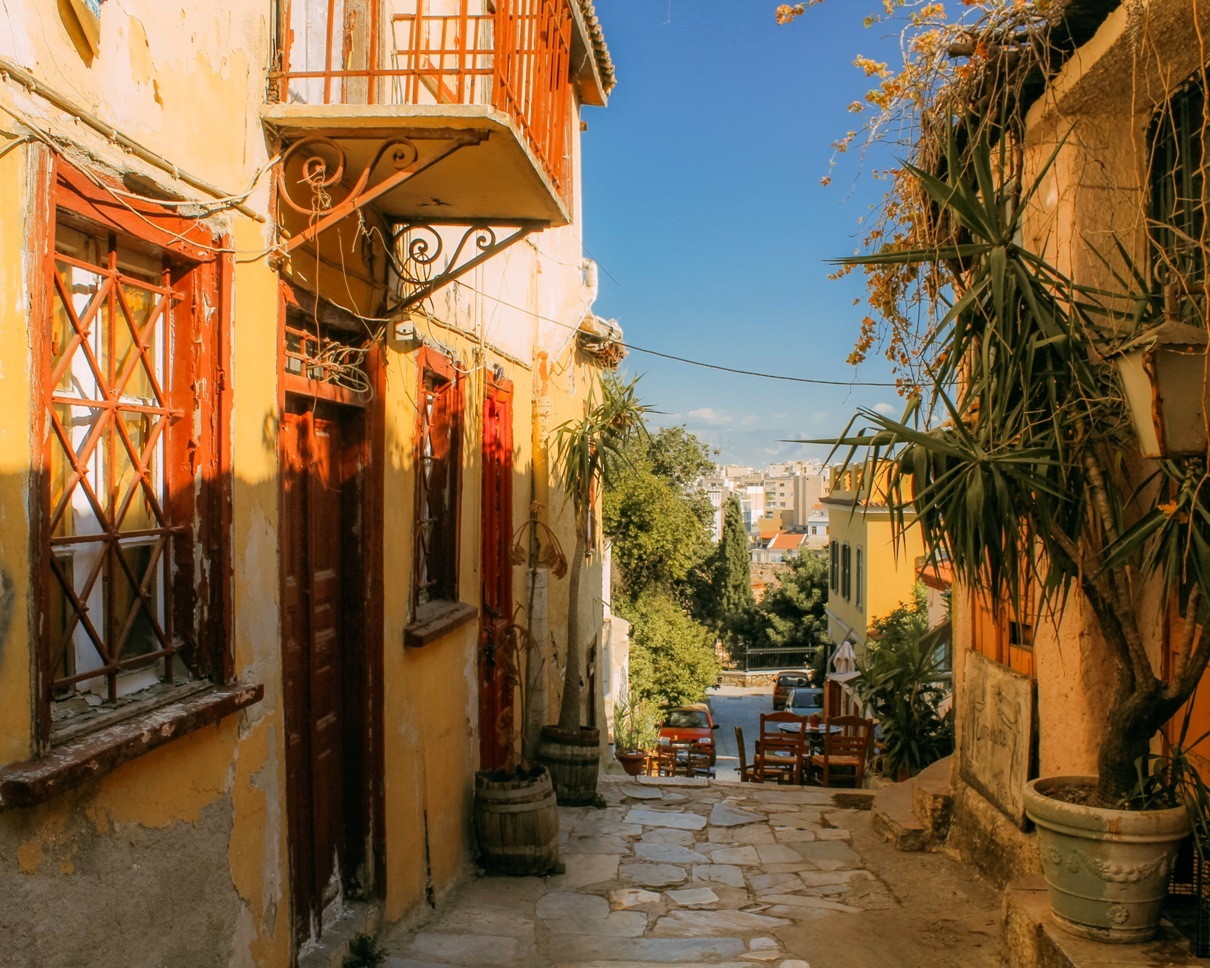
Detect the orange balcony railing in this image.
<box><xmin>276</xmin><ymin>0</ymin><xmax>573</xmax><ymax>204</ymax></box>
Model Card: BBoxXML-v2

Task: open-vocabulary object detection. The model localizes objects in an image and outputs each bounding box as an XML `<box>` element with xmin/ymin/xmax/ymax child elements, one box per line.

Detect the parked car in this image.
<box><xmin>772</xmin><ymin>670</ymin><xmax>812</xmax><ymax>710</ymax></box>
<box><xmin>786</xmin><ymin>687</ymin><xmax>825</xmax><ymax>720</ymax></box>
<box><xmin>658</xmin><ymin>704</ymin><xmax>718</xmax><ymax>764</ymax></box>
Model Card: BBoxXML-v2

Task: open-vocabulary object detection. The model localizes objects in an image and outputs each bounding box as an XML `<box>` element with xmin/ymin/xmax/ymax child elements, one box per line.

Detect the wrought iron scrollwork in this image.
<box><xmin>386</xmin><ymin>220</ymin><xmax>540</xmax><ymax>313</ymax></box>
<box><xmin>393</xmin><ymin>223</ymin><xmax>500</xmax><ymax>286</ymax></box>
<box><xmin>277</xmin><ymin>136</ymin><xmax>420</xmax><ymax>218</ymax></box>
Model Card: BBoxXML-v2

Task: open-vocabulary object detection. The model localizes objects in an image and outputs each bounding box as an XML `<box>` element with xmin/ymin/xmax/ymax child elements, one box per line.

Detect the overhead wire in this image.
<box><xmin>452</xmin><ymin>281</ymin><xmax>899</xmax><ymax>388</ymax></box>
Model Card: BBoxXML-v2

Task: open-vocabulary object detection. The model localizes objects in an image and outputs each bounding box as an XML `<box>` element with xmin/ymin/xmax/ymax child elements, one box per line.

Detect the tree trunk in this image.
<box><xmin>557</xmin><ymin>534</ymin><xmax>585</xmax><ymax>730</ymax></box>
<box><xmin>522</xmin><ymin>566</ymin><xmax>550</xmax><ymax>766</ymax></box>
<box><xmin>1095</xmin><ymin>679</ymin><xmax>1165</xmax><ymax>805</ymax></box>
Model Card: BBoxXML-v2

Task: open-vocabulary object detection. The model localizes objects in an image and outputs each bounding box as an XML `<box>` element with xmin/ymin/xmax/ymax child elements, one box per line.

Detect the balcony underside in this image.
<box><xmin>263</xmin><ymin>103</ymin><xmax>569</xmax><ymax>227</ymax></box>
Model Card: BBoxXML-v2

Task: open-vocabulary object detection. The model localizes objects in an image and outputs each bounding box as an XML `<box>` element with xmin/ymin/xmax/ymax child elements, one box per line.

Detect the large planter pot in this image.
<box><xmin>1024</xmin><ymin>775</ymin><xmax>1191</xmax><ymax>943</ymax></box>
<box><xmin>538</xmin><ymin>725</ymin><xmax>600</xmax><ymax>805</ymax></box>
<box><xmin>614</xmin><ymin>749</ymin><xmax>648</xmax><ymax>777</ymax></box>
<box><xmin>473</xmin><ymin>767</ymin><xmax>561</xmax><ymax>876</ymax></box>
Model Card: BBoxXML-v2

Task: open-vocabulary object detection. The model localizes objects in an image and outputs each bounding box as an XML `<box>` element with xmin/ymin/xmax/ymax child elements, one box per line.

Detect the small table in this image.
<box><xmin>777</xmin><ymin>721</ymin><xmax>841</xmax><ymax>754</ymax></box>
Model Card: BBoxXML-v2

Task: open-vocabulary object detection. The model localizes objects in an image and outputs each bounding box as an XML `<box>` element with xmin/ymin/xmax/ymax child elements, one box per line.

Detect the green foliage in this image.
<box><xmin>613</xmin><ymin>688</ymin><xmax>660</xmax><ymax>752</ymax></box>
<box><xmin>603</xmin><ymin>424</ymin><xmax>715</xmax><ymax>603</ymax></box>
<box><xmin>552</xmin><ymin>373</ymin><xmax>649</xmax><ymax>535</ymax></box>
<box><xmin>854</xmin><ymin>590</ymin><xmax>951</xmax><ymax>779</ymax></box>
<box><xmin>604</xmin><ymin>464</ymin><xmax>711</xmax><ymax>599</ymax></box>
<box><xmin>620</xmin><ymin>591</ymin><xmax>721</xmax><ymax>707</ymax></box>
<box><xmin>869</xmin><ymin>583</ymin><xmax>928</xmax><ymax>650</ymax></box>
<box><xmin>745</xmin><ymin>552</ymin><xmax>829</xmax><ymax>658</ymax></box>
<box><xmin>342</xmin><ymin>934</ymin><xmax>387</xmax><ymax>968</ymax></box>
<box><xmin>551</xmin><ymin>373</ymin><xmax>650</xmax><ymax>731</ymax></box>
<box><xmin>1125</xmin><ymin>701</ymin><xmax>1210</xmax><ymax>858</ymax></box>
<box><xmin>646</xmin><ymin>425</ymin><xmax>717</xmax><ymax>488</ymax></box>
<box><xmin>703</xmin><ymin>496</ymin><xmax>755</xmax><ymax>643</ymax></box>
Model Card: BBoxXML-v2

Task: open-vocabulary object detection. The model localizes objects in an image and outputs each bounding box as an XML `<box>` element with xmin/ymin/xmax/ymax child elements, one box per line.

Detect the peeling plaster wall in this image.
<box><xmin>0</xmin><ymin>3</ymin><xmax>287</xmax><ymax>966</ymax></box>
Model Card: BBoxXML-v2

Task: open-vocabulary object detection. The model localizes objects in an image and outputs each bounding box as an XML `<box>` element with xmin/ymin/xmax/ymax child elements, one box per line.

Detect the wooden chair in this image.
<box><xmin>685</xmin><ymin>742</ymin><xmax>715</xmax><ymax>778</ymax></box>
<box><xmin>755</xmin><ymin>711</ymin><xmax>807</xmax><ymax>784</ymax></box>
<box><xmin>733</xmin><ymin>725</ymin><xmax>756</xmax><ymax>782</ymax></box>
<box><xmin>806</xmin><ymin>715</ymin><xmax>874</xmax><ymax>787</ymax></box>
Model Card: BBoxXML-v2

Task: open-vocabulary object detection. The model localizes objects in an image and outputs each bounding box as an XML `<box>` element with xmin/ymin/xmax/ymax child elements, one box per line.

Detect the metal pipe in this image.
<box><xmin>0</xmin><ymin>53</ymin><xmax>266</xmax><ymax>222</ymax></box>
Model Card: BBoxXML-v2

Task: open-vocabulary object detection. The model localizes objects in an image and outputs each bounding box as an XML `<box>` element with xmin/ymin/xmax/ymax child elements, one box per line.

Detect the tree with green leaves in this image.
<box><xmin>620</xmin><ymin>592</ymin><xmax>721</xmax><ymax>707</ymax></box>
<box><xmin>746</xmin><ymin>552</ymin><xmax>829</xmax><ymax>660</ymax></box>
<box><xmin>601</xmin><ymin>423</ymin><xmax>721</xmax><ymax>705</ymax></box>
<box><xmin>603</xmin><ymin>440</ymin><xmax>713</xmax><ymax>601</ymax></box>
<box><xmin>696</xmin><ymin>495</ymin><xmax>754</xmax><ymax>649</ymax></box>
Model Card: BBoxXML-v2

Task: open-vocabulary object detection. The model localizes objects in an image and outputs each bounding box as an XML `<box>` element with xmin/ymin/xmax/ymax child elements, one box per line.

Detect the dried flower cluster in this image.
<box><xmin>779</xmin><ymin>1</ymin><xmax>1060</xmax><ymax>387</ymax></box>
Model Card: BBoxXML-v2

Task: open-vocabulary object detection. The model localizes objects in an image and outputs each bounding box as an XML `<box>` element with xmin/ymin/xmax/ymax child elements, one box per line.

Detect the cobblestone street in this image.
<box><xmin>381</xmin><ymin>775</ymin><xmax>1005</xmax><ymax>968</ymax></box>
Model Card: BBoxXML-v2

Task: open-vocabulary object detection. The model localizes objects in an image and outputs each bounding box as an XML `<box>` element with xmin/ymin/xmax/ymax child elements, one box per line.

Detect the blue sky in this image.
<box><xmin>581</xmin><ymin>1</ymin><xmax>908</xmax><ymax>469</ymax></box>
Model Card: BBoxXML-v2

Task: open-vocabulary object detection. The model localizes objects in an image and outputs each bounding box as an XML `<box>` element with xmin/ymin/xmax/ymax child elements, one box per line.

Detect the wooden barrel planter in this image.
<box><xmin>473</xmin><ymin>767</ymin><xmax>561</xmax><ymax>876</ymax></box>
<box><xmin>538</xmin><ymin>725</ymin><xmax>600</xmax><ymax>805</ymax></box>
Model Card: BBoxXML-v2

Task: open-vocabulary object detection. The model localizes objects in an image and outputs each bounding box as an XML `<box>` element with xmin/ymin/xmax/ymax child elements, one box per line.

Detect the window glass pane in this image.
<box><xmin>48</xmin><ymin>554</ymin><xmax>76</xmax><ymax>690</ymax></box>
<box><xmin>54</xmin><ymin>260</ymin><xmax>106</xmax><ymax>394</ymax></box>
<box><xmin>115</xmin><ymin>411</ymin><xmax>161</xmax><ymax>533</ymax></box>
<box><xmin>114</xmin><ymin>281</ymin><xmax>161</xmax><ymax>401</ymax></box>
<box><xmin>108</xmin><ymin>541</ymin><xmax>163</xmax><ymax>661</ymax></box>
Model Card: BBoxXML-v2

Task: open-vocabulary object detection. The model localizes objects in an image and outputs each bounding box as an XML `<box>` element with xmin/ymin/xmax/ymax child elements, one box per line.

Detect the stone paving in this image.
<box><xmin>381</xmin><ymin>775</ymin><xmax>1003</xmax><ymax>967</ymax></box>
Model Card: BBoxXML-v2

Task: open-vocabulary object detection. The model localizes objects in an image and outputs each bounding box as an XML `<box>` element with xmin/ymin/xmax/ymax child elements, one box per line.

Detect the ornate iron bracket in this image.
<box><xmin>275</xmin><ymin>130</ymin><xmax>488</xmax><ymax>254</ymax></box>
<box><xmin>388</xmin><ymin>220</ymin><xmax>543</xmax><ymax>313</ymax></box>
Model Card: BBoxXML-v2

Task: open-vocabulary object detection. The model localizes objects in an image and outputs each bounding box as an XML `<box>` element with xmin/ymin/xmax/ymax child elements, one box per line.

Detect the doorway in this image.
<box><xmin>280</xmin><ymin>399</ymin><xmax>370</xmax><ymax>943</ymax></box>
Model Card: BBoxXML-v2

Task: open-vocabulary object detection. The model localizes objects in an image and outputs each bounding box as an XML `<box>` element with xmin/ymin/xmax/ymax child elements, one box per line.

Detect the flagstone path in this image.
<box><xmin>381</xmin><ymin>776</ymin><xmax>1004</xmax><ymax>968</ymax></box>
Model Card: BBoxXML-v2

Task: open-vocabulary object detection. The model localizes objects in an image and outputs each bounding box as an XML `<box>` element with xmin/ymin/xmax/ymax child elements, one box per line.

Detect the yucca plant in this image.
<box><xmin>826</xmin><ymin>124</ymin><xmax>1210</xmax><ymax>807</ymax></box>
<box><xmin>550</xmin><ymin>375</ymin><xmax>648</xmax><ymax>731</ymax></box>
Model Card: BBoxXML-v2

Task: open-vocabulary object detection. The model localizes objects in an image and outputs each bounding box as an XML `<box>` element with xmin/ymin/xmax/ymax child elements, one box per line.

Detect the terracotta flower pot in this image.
<box><xmin>614</xmin><ymin>749</ymin><xmax>647</xmax><ymax>776</ymax></box>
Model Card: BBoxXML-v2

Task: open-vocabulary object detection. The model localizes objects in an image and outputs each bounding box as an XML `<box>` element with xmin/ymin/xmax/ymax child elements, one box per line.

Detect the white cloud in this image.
<box><xmin>873</xmin><ymin>402</ymin><xmax>896</xmax><ymax>415</ymax></box>
<box><xmin>687</xmin><ymin>407</ymin><xmax>731</xmax><ymax>425</ymax></box>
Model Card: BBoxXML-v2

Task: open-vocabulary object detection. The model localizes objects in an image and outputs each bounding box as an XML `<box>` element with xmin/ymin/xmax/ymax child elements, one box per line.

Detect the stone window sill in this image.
<box><xmin>0</xmin><ymin>683</ymin><xmax>264</xmax><ymax>808</ymax></box>
<box><xmin>404</xmin><ymin>601</ymin><xmax>478</xmax><ymax>648</ymax></box>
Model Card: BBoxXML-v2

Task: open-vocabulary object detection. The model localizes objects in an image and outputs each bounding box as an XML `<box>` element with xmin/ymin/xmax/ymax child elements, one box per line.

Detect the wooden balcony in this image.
<box><xmin>264</xmin><ymin>0</ymin><xmax>600</xmax><ymax>227</ymax></box>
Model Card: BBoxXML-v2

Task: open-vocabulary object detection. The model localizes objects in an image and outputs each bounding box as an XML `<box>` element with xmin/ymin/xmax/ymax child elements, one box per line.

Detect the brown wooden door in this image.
<box><xmin>281</xmin><ymin>404</ymin><xmax>365</xmax><ymax>943</ymax></box>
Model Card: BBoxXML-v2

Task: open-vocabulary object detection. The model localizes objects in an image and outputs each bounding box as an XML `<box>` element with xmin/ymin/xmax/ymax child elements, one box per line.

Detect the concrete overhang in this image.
<box><xmin>262</xmin><ymin>102</ymin><xmax>569</xmax><ymax>226</ymax></box>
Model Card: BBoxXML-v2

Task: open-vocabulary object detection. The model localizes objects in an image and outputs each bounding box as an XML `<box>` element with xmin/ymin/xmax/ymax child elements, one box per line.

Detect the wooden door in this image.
<box><xmin>478</xmin><ymin>382</ymin><xmax>514</xmax><ymax>770</ymax></box>
<box><xmin>281</xmin><ymin>403</ymin><xmax>366</xmax><ymax>942</ymax></box>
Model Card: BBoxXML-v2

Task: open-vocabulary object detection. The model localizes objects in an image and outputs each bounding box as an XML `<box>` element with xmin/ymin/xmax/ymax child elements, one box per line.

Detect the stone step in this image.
<box><xmin>911</xmin><ymin>756</ymin><xmax>954</xmax><ymax>840</ymax></box>
<box><xmin>1003</xmin><ymin>879</ymin><xmax>1204</xmax><ymax>968</ymax></box>
<box><xmin>870</xmin><ymin>779</ymin><xmax>931</xmax><ymax>851</ymax></box>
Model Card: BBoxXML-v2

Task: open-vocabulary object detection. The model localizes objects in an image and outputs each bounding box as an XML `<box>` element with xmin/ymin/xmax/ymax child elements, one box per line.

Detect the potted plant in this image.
<box><xmin>852</xmin><ymin>590</ymin><xmax>952</xmax><ymax>782</ymax></box>
<box><xmin>539</xmin><ymin>375</ymin><xmax>648</xmax><ymax>804</ymax></box>
<box><xmin>820</xmin><ymin>125</ymin><xmax>1210</xmax><ymax>941</ymax></box>
<box><xmin>612</xmin><ymin>688</ymin><xmax>659</xmax><ymax>776</ymax></box>
<box><xmin>472</xmin><ymin>619</ymin><xmax>563</xmax><ymax>876</ymax></box>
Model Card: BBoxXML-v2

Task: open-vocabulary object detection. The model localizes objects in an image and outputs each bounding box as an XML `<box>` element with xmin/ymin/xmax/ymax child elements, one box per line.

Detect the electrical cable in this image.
<box><xmin>453</xmin><ymin>281</ymin><xmax>899</xmax><ymax>388</ymax></box>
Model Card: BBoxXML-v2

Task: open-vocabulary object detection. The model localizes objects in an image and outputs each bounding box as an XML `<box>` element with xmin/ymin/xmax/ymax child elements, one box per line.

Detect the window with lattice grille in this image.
<box><xmin>413</xmin><ymin>350</ymin><xmax>461</xmax><ymax>611</ymax></box>
<box><xmin>45</xmin><ymin>217</ymin><xmax>218</xmax><ymax>737</ymax></box>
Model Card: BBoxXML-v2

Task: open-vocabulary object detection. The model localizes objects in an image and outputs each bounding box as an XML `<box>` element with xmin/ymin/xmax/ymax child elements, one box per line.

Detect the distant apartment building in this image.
<box><xmin>752</xmin><ymin>531</ymin><xmax>811</xmax><ymax>565</ymax></box>
<box><xmin>804</xmin><ymin>504</ymin><xmax>829</xmax><ymax>550</ymax></box>
<box><xmin>701</xmin><ymin>475</ymin><xmax>733</xmax><ymax>542</ymax></box>
<box><xmin>740</xmin><ymin>484</ymin><xmax>767</xmax><ymax>532</ymax></box>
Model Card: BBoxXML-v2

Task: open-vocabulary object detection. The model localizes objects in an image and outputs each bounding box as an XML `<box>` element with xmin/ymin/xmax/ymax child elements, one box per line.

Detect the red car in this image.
<box><xmin>658</xmin><ymin>704</ymin><xmax>718</xmax><ymax>765</ymax></box>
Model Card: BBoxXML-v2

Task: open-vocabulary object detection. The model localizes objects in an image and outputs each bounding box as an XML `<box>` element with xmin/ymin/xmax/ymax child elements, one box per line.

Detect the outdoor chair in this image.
<box><xmin>733</xmin><ymin>725</ymin><xmax>756</xmax><ymax>782</ymax></box>
<box><xmin>755</xmin><ymin>711</ymin><xmax>807</xmax><ymax>784</ymax></box>
<box><xmin>806</xmin><ymin>715</ymin><xmax>874</xmax><ymax>787</ymax></box>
